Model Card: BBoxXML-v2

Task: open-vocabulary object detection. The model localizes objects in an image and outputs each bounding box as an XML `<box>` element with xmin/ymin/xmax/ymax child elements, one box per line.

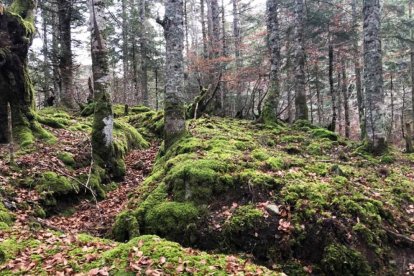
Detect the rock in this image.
<box><xmin>3</xmin><ymin>200</ymin><xmax>16</xmax><ymax>211</ymax></box>
<box><xmin>265</xmin><ymin>204</ymin><xmax>280</xmax><ymax>215</ymax></box>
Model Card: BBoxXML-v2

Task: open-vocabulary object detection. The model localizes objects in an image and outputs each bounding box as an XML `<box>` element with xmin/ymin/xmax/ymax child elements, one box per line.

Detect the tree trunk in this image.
<box><xmin>122</xmin><ymin>0</ymin><xmax>129</xmax><ymax>104</ymax></box>
<box><xmin>232</xmin><ymin>0</ymin><xmax>242</xmax><ymax>113</ymax></box>
<box><xmin>337</xmin><ymin>71</ymin><xmax>342</xmax><ymax>135</ymax></box>
<box><xmin>200</xmin><ymin>0</ymin><xmax>208</xmax><ymax>59</ymax></box>
<box><xmin>342</xmin><ymin>58</ymin><xmax>350</xmax><ymax>138</ymax></box>
<box><xmin>352</xmin><ymin>0</ymin><xmax>365</xmax><ymax>139</ymax></box>
<box><xmin>40</xmin><ymin>0</ymin><xmax>51</xmax><ymax>106</ymax></box>
<box><xmin>158</xmin><ymin>0</ymin><xmax>187</xmax><ymax>149</ymax></box>
<box><xmin>261</xmin><ymin>0</ymin><xmax>280</xmax><ymax>124</ymax></box>
<box><xmin>328</xmin><ymin>39</ymin><xmax>337</xmax><ymax>131</ymax></box>
<box><xmin>89</xmin><ymin>0</ymin><xmax>124</xmax><ymax>179</ymax></box>
<box><xmin>410</xmin><ymin>0</ymin><xmax>414</xmax><ymax>123</ymax></box>
<box><xmin>140</xmin><ymin>0</ymin><xmax>148</xmax><ymax>106</ymax></box>
<box><xmin>363</xmin><ymin>0</ymin><xmax>387</xmax><ymax>153</ymax></box>
<box><xmin>315</xmin><ymin>62</ymin><xmax>322</xmax><ymax>125</ymax></box>
<box><xmin>0</xmin><ymin>0</ymin><xmax>52</xmax><ymax>148</ymax></box>
<box><xmin>57</xmin><ymin>0</ymin><xmax>76</xmax><ymax>109</ymax></box>
<box><xmin>294</xmin><ymin>0</ymin><xmax>308</xmax><ymax>121</ymax></box>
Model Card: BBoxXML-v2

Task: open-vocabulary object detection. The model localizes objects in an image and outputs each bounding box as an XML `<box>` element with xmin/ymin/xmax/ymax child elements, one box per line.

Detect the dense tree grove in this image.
<box><xmin>1</xmin><ymin>0</ymin><xmax>414</xmax><ymax>275</ymax></box>
<box><xmin>14</xmin><ymin>0</ymin><xmax>414</xmax><ymax>153</ymax></box>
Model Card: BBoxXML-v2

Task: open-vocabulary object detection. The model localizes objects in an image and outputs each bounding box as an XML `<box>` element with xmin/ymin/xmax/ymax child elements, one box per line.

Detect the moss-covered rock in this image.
<box><xmin>113</xmin><ymin>116</ymin><xmax>413</xmax><ymax>274</ymax></box>
<box><xmin>321</xmin><ymin>244</ymin><xmax>372</xmax><ymax>275</ymax></box>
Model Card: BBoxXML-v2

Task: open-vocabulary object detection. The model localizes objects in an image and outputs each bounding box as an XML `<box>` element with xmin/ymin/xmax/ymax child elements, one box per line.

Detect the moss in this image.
<box><xmin>80</xmin><ymin>102</ymin><xmax>96</xmax><ymax>117</ymax></box>
<box><xmin>114</xmin><ymin>120</ymin><xmax>149</xmax><ymax>156</ymax></box>
<box><xmin>36</xmin><ymin>171</ymin><xmax>78</xmax><ymax>195</ymax></box>
<box><xmin>0</xmin><ymin>203</ymin><xmax>13</xmax><ymax>226</ymax></box>
<box><xmin>112</xmin><ymin>211</ymin><xmax>140</xmax><ymax>242</ymax></box>
<box><xmin>311</xmin><ymin>128</ymin><xmax>338</xmax><ymax>141</ymax></box>
<box><xmin>280</xmin><ymin>135</ymin><xmax>305</xmax><ymax>143</ymax></box>
<box><xmin>223</xmin><ymin>205</ymin><xmax>264</xmax><ymax>233</ymax></box>
<box><xmin>238</xmin><ymin>169</ymin><xmax>278</xmax><ymax>188</ymax></box>
<box><xmin>321</xmin><ymin>244</ymin><xmax>372</xmax><ymax>275</ymax></box>
<box><xmin>251</xmin><ymin>149</ymin><xmax>270</xmax><ymax>161</ymax></box>
<box><xmin>144</xmin><ymin>202</ymin><xmax>200</xmax><ymax>242</ymax></box>
<box><xmin>266</xmin><ymin>156</ymin><xmax>286</xmax><ymax>170</ymax></box>
<box><xmin>380</xmin><ymin>154</ymin><xmax>396</xmax><ymax>164</ymax></box>
<box><xmin>33</xmin><ymin>205</ymin><xmax>46</xmax><ymax>218</ymax></box>
<box><xmin>165</xmin><ymin>158</ymin><xmax>229</xmax><ymax>203</ymax></box>
<box><xmin>57</xmin><ymin>151</ymin><xmax>75</xmax><ymax>167</ymax></box>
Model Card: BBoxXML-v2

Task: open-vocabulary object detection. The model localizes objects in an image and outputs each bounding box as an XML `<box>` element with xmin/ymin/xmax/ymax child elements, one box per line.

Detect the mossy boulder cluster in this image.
<box><xmin>113</xmin><ymin>117</ymin><xmax>414</xmax><ymax>275</ymax></box>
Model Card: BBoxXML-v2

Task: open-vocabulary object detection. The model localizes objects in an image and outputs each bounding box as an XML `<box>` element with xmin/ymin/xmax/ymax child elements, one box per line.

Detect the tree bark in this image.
<box><xmin>232</xmin><ymin>0</ymin><xmax>242</xmax><ymax>112</ymax></box>
<box><xmin>57</xmin><ymin>0</ymin><xmax>76</xmax><ymax>109</ymax></box>
<box><xmin>158</xmin><ymin>0</ymin><xmax>187</xmax><ymax>149</ymax></box>
<box><xmin>261</xmin><ymin>0</ymin><xmax>280</xmax><ymax>124</ymax></box>
<box><xmin>140</xmin><ymin>0</ymin><xmax>148</xmax><ymax>106</ymax></box>
<box><xmin>294</xmin><ymin>0</ymin><xmax>308</xmax><ymax>121</ymax></box>
<box><xmin>342</xmin><ymin>58</ymin><xmax>350</xmax><ymax>138</ymax></box>
<box><xmin>0</xmin><ymin>0</ymin><xmax>48</xmax><ymax>147</ymax></box>
<box><xmin>89</xmin><ymin>0</ymin><xmax>124</xmax><ymax>179</ymax></box>
<box><xmin>363</xmin><ymin>0</ymin><xmax>387</xmax><ymax>153</ymax></box>
<box><xmin>200</xmin><ymin>0</ymin><xmax>208</xmax><ymax>59</ymax></box>
<box><xmin>328</xmin><ymin>39</ymin><xmax>337</xmax><ymax>131</ymax></box>
<box><xmin>121</xmin><ymin>0</ymin><xmax>128</xmax><ymax>104</ymax></box>
<box><xmin>352</xmin><ymin>0</ymin><xmax>365</xmax><ymax>139</ymax></box>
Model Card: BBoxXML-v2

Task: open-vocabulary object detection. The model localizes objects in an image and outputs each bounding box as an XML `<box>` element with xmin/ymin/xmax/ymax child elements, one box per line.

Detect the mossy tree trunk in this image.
<box><xmin>293</xmin><ymin>0</ymin><xmax>308</xmax><ymax>121</ymax></box>
<box><xmin>89</xmin><ymin>0</ymin><xmax>124</xmax><ymax>179</ymax></box>
<box><xmin>157</xmin><ymin>0</ymin><xmax>187</xmax><ymax>149</ymax></box>
<box><xmin>0</xmin><ymin>0</ymin><xmax>47</xmax><ymax>147</ymax></box>
<box><xmin>57</xmin><ymin>0</ymin><xmax>76</xmax><ymax>109</ymax></box>
<box><xmin>261</xmin><ymin>0</ymin><xmax>280</xmax><ymax>124</ymax></box>
<box><xmin>363</xmin><ymin>0</ymin><xmax>387</xmax><ymax>154</ymax></box>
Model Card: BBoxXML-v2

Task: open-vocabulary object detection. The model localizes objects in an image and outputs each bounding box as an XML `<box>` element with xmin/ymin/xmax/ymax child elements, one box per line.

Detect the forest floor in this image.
<box><xmin>1</xmin><ymin>106</ymin><xmax>414</xmax><ymax>275</ymax></box>
<box><xmin>0</xmin><ymin>110</ymin><xmax>278</xmax><ymax>275</ymax></box>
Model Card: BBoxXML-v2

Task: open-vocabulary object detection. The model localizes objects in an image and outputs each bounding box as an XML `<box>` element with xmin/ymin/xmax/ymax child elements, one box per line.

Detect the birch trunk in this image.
<box><xmin>363</xmin><ymin>0</ymin><xmax>387</xmax><ymax>153</ymax></box>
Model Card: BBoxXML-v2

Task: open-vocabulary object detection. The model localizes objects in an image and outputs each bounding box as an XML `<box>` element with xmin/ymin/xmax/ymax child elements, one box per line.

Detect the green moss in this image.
<box><xmin>380</xmin><ymin>154</ymin><xmax>396</xmax><ymax>164</ymax></box>
<box><xmin>280</xmin><ymin>135</ymin><xmax>305</xmax><ymax>143</ymax></box>
<box><xmin>223</xmin><ymin>205</ymin><xmax>264</xmax><ymax>233</ymax></box>
<box><xmin>266</xmin><ymin>156</ymin><xmax>286</xmax><ymax>170</ymax></box>
<box><xmin>238</xmin><ymin>169</ymin><xmax>278</xmax><ymax>188</ymax></box>
<box><xmin>112</xmin><ymin>211</ymin><xmax>140</xmax><ymax>242</ymax></box>
<box><xmin>321</xmin><ymin>244</ymin><xmax>372</xmax><ymax>275</ymax></box>
<box><xmin>36</xmin><ymin>171</ymin><xmax>78</xmax><ymax>195</ymax></box>
<box><xmin>165</xmin><ymin>158</ymin><xmax>229</xmax><ymax>203</ymax></box>
<box><xmin>57</xmin><ymin>152</ymin><xmax>75</xmax><ymax>167</ymax></box>
<box><xmin>81</xmin><ymin>102</ymin><xmax>96</xmax><ymax>117</ymax></box>
<box><xmin>311</xmin><ymin>128</ymin><xmax>338</xmax><ymax>141</ymax></box>
<box><xmin>251</xmin><ymin>149</ymin><xmax>270</xmax><ymax>161</ymax></box>
<box><xmin>144</xmin><ymin>202</ymin><xmax>200</xmax><ymax>242</ymax></box>
<box><xmin>0</xmin><ymin>203</ymin><xmax>13</xmax><ymax>226</ymax></box>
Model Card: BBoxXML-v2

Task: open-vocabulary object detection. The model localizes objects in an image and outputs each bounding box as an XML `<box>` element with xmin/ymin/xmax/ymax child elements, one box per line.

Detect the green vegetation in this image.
<box><xmin>113</xmin><ymin>116</ymin><xmax>413</xmax><ymax>275</ymax></box>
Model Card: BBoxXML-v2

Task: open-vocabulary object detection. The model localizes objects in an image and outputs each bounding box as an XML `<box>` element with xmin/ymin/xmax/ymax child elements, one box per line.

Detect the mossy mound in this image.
<box><xmin>127</xmin><ymin>109</ymin><xmax>164</xmax><ymax>139</ymax></box>
<box><xmin>0</xmin><ymin>229</ymin><xmax>282</xmax><ymax>274</ymax></box>
<box><xmin>114</xmin><ymin>117</ymin><xmax>414</xmax><ymax>275</ymax></box>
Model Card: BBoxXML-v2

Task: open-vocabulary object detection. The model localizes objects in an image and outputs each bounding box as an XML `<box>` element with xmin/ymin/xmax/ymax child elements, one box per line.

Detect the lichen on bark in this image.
<box><xmin>89</xmin><ymin>0</ymin><xmax>125</xmax><ymax>180</ymax></box>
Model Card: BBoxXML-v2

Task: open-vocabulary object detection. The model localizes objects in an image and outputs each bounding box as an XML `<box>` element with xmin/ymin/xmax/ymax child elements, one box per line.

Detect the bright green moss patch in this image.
<box><xmin>321</xmin><ymin>244</ymin><xmax>372</xmax><ymax>275</ymax></box>
<box><xmin>224</xmin><ymin>205</ymin><xmax>264</xmax><ymax>233</ymax></box>
<box><xmin>145</xmin><ymin>202</ymin><xmax>200</xmax><ymax>242</ymax></box>
<box><xmin>57</xmin><ymin>151</ymin><xmax>75</xmax><ymax>167</ymax></box>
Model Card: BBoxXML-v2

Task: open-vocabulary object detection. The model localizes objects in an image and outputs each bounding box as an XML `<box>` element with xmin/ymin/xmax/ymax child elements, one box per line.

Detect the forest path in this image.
<box><xmin>42</xmin><ymin>144</ymin><xmax>159</xmax><ymax>237</ymax></box>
